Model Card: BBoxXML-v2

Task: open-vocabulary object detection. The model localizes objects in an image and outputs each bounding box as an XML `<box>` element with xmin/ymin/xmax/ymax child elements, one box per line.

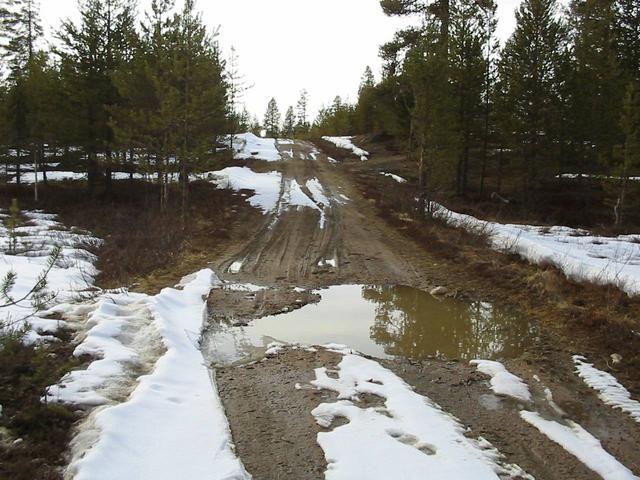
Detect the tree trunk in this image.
<box><xmin>15</xmin><ymin>147</ymin><xmax>21</xmax><ymax>186</ymax></box>
<box><xmin>33</xmin><ymin>146</ymin><xmax>39</xmax><ymax>202</ymax></box>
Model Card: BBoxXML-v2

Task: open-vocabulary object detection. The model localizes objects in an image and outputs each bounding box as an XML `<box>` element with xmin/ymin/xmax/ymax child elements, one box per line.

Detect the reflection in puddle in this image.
<box><xmin>203</xmin><ymin>284</ymin><xmax>537</xmax><ymax>366</ymax></box>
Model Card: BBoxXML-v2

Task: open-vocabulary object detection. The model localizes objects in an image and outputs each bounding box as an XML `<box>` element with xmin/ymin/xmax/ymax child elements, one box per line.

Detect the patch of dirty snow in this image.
<box><xmin>306</xmin><ymin>178</ymin><xmax>330</xmax><ymax>207</ymax></box>
<box><xmin>520</xmin><ymin>411</ymin><xmax>638</xmax><ymax>480</ymax></box>
<box><xmin>228</xmin><ymin>132</ymin><xmax>282</xmax><ymax>161</ymax></box>
<box><xmin>65</xmin><ymin>269</ymin><xmax>250</xmax><ymax>480</ymax></box>
<box><xmin>573</xmin><ymin>355</ymin><xmax>640</xmax><ymax>423</ymax></box>
<box><xmin>228</xmin><ymin>260</ymin><xmax>243</xmax><ymax>274</ymax></box>
<box><xmin>207</xmin><ymin>166</ymin><xmax>281</xmax><ymax>214</ymax></box>
<box><xmin>322</xmin><ymin>136</ymin><xmax>369</xmax><ymax>161</ymax></box>
<box><xmin>46</xmin><ymin>293</ymin><xmax>154</xmax><ymax>406</ymax></box>
<box><xmin>433</xmin><ymin>203</ymin><xmax>640</xmax><ymax>296</ymax></box>
<box><xmin>381</xmin><ymin>172</ymin><xmax>407</xmax><ymax>183</ymax></box>
<box><xmin>308</xmin><ymin>354</ymin><xmax>532</xmax><ymax>480</ymax></box>
<box><xmin>223</xmin><ymin>282</ymin><xmax>266</xmax><ymax>292</ymax></box>
<box><xmin>280</xmin><ymin>178</ymin><xmax>326</xmax><ymax>229</ymax></box>
<box><xmin>470</xmin><ymin>360</ymin><xmax>532</xmax><ymax>403</ymax></box>
<box><xmin>328</xmin><ymin>157</ymin><xmax>338</xmax><ymax>164</ymax></box>
<box><xmin>318</xmin><ymin>258</ymin><xmax>337</xmax><ymax>268</ymax></box>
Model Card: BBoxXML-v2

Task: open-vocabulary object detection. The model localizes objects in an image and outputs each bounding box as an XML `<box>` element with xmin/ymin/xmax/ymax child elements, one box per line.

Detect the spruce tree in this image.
<box><xmin>295</xmin><ymin>89</ymin><xmax>309</xmax><ymax>135</ymax></box>
<box><xmin>263</xmin><ymin>98</ymin><xmax>281</xmax><ymax>138</ymax></box>
<box><xmin>283</xmin><ymin>106</ymin><xmax>295</xmax><ymax>138</ymax></box>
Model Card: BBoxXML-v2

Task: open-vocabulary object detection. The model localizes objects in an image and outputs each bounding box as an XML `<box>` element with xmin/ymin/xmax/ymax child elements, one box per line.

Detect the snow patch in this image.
<box><xmin>322</xmin><ymin>136</ymin><xmax>369</xmax><ymax>161</ymax></box>
<box><xmin>381</xmin><ymin>172</ymin><xmax>407</xmax><ymax>183</ymax></box>
<box><xmin>308</xmin><ymin>354</ymin><xmax>531</xmax><ymax>480</ymax></box>
<box><xmin>470</xmin><ymin>360</ymin><xmax>532</xmax><ymax>403</ymax></box>
<box><xmin>65</xmin><ymin>269</ymin><xmax>250</xmax><ymax>480</ymax></box>
<box><xmin>0</xmin><ymin>210</ymin><xmax>100</xmax><ymax>344</ymax></box>
<box><xmin>208</xmin><ymin>166</ymin><xmax>281</xmax><ymax>214</ymax></box>
<box><xmin>228</xmin><ymin>132</ymin><xmax>282</xmax><ymax>161</ymax></box>
<box><xmin>520</xmin><ymin>411</ymin><xmax>638</xmax><ymax>480</ymax></box>
<box><xmin>433</xmin><ymin>203</ymin><xmax>640</xmax><ymax>296</ymax></box>
<box><xmin>573</xmin><ymin>355</ymin><xmax>640</xmax><ymax>423</ymax></box>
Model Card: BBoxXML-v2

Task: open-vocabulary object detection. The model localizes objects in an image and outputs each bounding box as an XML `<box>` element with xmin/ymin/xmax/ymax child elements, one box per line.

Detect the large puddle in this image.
<box><xmin>204</xmin><ymin>284</ymin><xmax>538</xmax><ymax>365</ymax></box>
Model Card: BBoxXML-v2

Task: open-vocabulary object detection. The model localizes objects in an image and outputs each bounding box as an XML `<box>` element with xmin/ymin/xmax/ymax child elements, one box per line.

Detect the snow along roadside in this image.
<box><xmin>432</xmin><ymin>203</ymin><xmax>640</xmax><ymax>296</ymax></box>
<box><xmin>573</xmin><ymin>355</ymin><xmax>640</xmax><ymax>424</ymax></box>
<box><xmin>58</xmin><ymin>269</ymin><xmax>249</xmax><ymax>480</ymax></box>
<box><xmin>470</xmin><ymin>359</ymin><xmax>638</xmax><ymax>480</ymax></box>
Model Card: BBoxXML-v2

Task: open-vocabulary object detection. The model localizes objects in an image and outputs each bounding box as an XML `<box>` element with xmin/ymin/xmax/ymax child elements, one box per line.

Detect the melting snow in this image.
<box><xmin>520</xmin><ymin>411</ymin><xmax>638</xmax><ymax>480</ymax></box>
<box><xmin>62</xmin><ymin>269</ymin><xmax>250</xmax><ymax>480</ymax></box>
<box><xmin>0</xmin><ymin>210</ymin><xmax>100</xmax><ymax>344</ymax></box>
<box><xmin>322</xmin><ymin>136</ymin><xmax>369</xmax><ymax>161</ymax></box>
<box><xmin>228</xmin><ymin>260</ymin><xmax>244</xmax><ymax>274</ymax></box>
<box><xmin>228</xmin><ymin>132</ymin><xmax>282</xmax><ymax>162</ymax></box>
<box><xmin>381</xmin><ymin>172</ymin><xmax>407</xmax><ymax>183</ymax></box>
<box><xmin>208</xmin><ymin>166</ymin><xmax>282</xmax><ymax>214</ymax></box>
<box><xmin>573</xmin><ymin>355</ymin><xmax>640</xmax><ymax>423</ymax></box>
<box><xmin>308</xmin><ymin>354</ymin><xmax>531</xmax><ymax>480</ymax></box>
<box><xmin>470</xmin><ymin>360</ymin><xmax>532</xmax><ymax>403</ymax></box>
<box><xmin>433</xmin><ymin>203</ymin><xmax>640</xmax><ymax>296</ymax></box>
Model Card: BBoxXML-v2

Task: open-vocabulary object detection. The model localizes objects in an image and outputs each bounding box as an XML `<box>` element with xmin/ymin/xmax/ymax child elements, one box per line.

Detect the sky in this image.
<box><xmin>41</xmin><ymin>0</ymin><xmax>525</xmax><ymax>121</ymax></box>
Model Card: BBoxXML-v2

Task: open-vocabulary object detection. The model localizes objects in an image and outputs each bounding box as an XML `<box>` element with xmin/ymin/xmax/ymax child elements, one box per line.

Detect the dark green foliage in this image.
<box><xmin>0</xmin><ymin>331</ymin><xmax>80</xmax><ymax>480</ymax></box>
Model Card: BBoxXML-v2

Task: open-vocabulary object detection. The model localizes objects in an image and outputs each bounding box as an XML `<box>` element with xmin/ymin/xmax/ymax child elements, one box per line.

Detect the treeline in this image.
<box><xmin>317</xmin><ymin>0</ymin><xmax>640</xmax><ymax>225</ymax></box>
<box><xmin>0</xmin><ymin>0</ymin><xmax>233</xmax><ymax>211</ymax></box>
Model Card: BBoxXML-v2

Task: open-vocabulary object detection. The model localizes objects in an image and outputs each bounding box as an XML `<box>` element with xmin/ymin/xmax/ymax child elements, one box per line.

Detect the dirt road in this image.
<box><xmin>203</xmin><ymin>140</ymin><xmax>640</xmax><ymax>480</ymax></box>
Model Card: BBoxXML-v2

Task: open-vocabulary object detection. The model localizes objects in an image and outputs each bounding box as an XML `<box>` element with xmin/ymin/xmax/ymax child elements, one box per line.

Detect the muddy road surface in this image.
<box><xmin>202</xmin><ymin>140</ymin><xmax>640</xmax><ymax>480</ymax></box>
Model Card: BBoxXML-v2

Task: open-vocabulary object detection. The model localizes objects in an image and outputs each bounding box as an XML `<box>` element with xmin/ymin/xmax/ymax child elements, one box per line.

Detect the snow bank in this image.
<box><xmin>520</xmin><ymin>411</ymin><xmax>638</xmax><ymax>480</ymax></box>
<box><xmin>381</xmin><ymin>172</ymin><xmax>407</xmax><ymax>183</ymax></box>
<box><xmin>46</xmin><ymin>293</ymin><xmax>153</xmax><ymax>406</ymax></box>
<box><xmin>322</xmin><ymin>136</ymin><xmax>369</xmax><ymax>161</ymax></box>
<box><xmin>573</xmin><ymin>355</ymin><xmax>640</xmax><ymax>424</ymax></box>
<box><xmin>309</xmin><ymin>354</ymin><xmax>531</xmax><ymax>480</ymax></box>
<box><xmin>470</xmin><ymin>360</ymin><xmax>532</xmax><ymax>403</ymax></box>
<box><xmin>0</xmin><ymin>210</ymin><xmax>100</xmax><ymax>343</ymax></box>
<box><xmin>433</xmin><ymin>203</ymin><xmax>640</xmax><ymax>296</ymax></box>
<box><xmin>229</xmin><ymin>132</ymin><xmax>282</xmax><ymax>162</ymax></box>
<box><xmin>207</xmin><ymin>166</ymin><xmax>282</xmax><ymax>213</ymax></box>
<box><xmin>65</xmin><ymin>269</ymin><xmax>250</xmax><ymax>480</ymax></box>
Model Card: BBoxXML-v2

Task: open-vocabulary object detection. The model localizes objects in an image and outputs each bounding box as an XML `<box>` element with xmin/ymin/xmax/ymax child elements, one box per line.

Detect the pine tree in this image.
<box><xmin>449</xmin><ymin>0</ymin><xmax>488</xmax><ymax>196</ymax></box>
<box><xmin>355</xmin><ymin>66</ymin><xmax>376</xmax><ymax>133</ymax></box>
<box><xmin>498</xmin><ymin>0</ymin><xmax>567</xmax><ymax>195</ymax></box>
<box><xmin>283</xmin><ymin>106</ymin><xmax>295</xmax><ymax>138</ymax></box>
<box><xmin>569</xmin><ymin>0</ymin><xmax>622</xmax><ymax>173</ymax></box>
<box><xmin>227</xmin><ymin>45</ymin><xmax>250</xmax><ymax>150</ymax></box>
<box><xmin>2</xmin><ymin>0</ymin><xmax>43</xmax><ymax>75</ymax></box>
<box><xmin>56</xmin><ymin>0</ymin><xmax>137</xmax><ymax>193</ymax></box>
<box><xmin>615</xmin><ymin>0</ymin><xmax>640</xmax><ymax>82</ymax></box>
<box><xmin>1</xmin><ymin>0</ymin><xmax>43</xmax><ymax>188</ymax></box>
<box><xmin>263</xmin><ymin>98</ymin><xmax>280</xmax><ymax>138</ymax></box>
<box><xmin>295</xmin><ymin>89</ymin><xmax>309</xmax><ymax>134</ymax></box>
<box><xmin>608</xmin><ymin>81</ymin><xmax>640</xmax><ymax>226</ymax></box>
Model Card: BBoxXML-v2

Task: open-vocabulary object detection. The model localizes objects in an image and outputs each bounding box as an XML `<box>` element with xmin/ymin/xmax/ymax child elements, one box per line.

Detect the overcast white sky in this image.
<box><xmin>41</xmin><ymin>0</ymin><xmax>525</xmax><ymax>120</ymax></box>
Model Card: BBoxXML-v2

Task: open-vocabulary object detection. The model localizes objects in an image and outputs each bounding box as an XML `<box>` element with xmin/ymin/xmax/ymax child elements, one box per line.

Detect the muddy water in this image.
<box><xmin>205</xmin><ymin>284</ymin><xmax>537</xmax><ymax>365</ymax></box>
